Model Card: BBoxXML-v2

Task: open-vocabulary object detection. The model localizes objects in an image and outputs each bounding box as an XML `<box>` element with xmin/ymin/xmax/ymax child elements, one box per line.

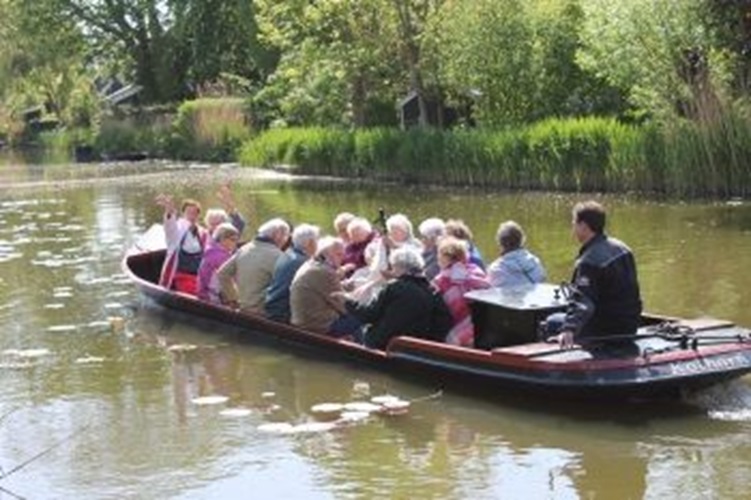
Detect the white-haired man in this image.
<box><xmin>216</xmin><ymin>218</ymin><xmax>290</xmax><ymax>313</ymax></box>
<box><xmin>265</xmin><ymin>224</ymin><xmax>320</xmax><ymax>322</ymax></box>
<box><xmin>290</xmin><ymin>236</ymin><xmax>361</xmax><ymax>335</ymax></box>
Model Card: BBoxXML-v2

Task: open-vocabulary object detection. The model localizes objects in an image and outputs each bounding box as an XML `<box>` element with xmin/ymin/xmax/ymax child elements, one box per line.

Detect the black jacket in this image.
<box><xmin>346</xmin><ymin>274</ymin><xmax>452</xmax><ymax>350</ymax></box>
<box><xmin>562</xmin><ymin>234</ymin><xmax>642</xmax><ymax>338</ymax></box>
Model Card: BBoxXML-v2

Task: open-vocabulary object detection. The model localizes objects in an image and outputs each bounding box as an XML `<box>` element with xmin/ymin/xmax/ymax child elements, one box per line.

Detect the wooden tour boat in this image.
<box><xmin>123</xmin><ymin>242</ymin><xmax>751</xmax><ymax>401</ymax></box>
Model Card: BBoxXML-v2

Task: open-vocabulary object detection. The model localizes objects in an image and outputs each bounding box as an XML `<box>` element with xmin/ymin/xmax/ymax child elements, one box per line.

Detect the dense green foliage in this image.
<box><xmin>2</xmin><ymin>0</ymin><xmax>751</xmax><ymax>197</ymax></box>
<box><xmin>239</xmin><ymin>117</ymin><xmax>751</xmax><ymax>197</ymax></box>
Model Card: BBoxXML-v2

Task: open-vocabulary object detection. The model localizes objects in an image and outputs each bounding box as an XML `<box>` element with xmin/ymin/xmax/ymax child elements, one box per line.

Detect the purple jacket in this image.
<box><xmin>197</xmin><ymin>244</ymin><xmax>233</xmax><ymax>302</ymax></box>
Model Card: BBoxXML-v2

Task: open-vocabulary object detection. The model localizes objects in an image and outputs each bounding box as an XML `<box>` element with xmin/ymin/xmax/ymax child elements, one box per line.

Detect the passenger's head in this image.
<box><xmin>181</xmin><ymin>199</ymin><xmax>202</xmax><ymax>225</ymax></box>
<box><xmin>347</xmin><ymin>217</ymin><xmax>373</xmax><ymax>244</ymax></box>
<box><xmin>572</xmin><ymin>200</ymin><xmax>606</xmax><ymax>243</ymax></box>
<box><xmin>212</xmin><ymin>222</ymin><xmax>239</xmax><ymax>251</ymax></box>
<box><xmin>315</xmin><ymin>236</ymin><xmax>345</xmax><ymax>267</ymax></box>
<box><xmin>437</xmin><ymin>237</ymin><xmax>469</xmax><ymax>269</ymax></box>
<box><xmin>445</xmin><ymin>219</ymin><xmax>474</xmax><ymax>242</ymax></box>
<box><xmin>389</xmin><ymin>247</ymin><xmax>424</xmax><ymax>277</ymax></box>
<box><xmin>418</xmin><ymin>218</ymin><xmax>446</xmax><ymax>249</ymax></box>
<box><xmin>333</xmin><ymin>212</ymin><xmax>356</xmax><ymax>243</ymax></box>
<box><xmin>496</xmin><ymin>220</ymin><xmax>526</xmax><ymax>255</ymax></box>
<box><xmin>204</xmin><ymin>208</ymin><xmax>229</xmax><ymax>232</ymax></box>
<box><xmin>386</xmin><ymin>213</ymin><xmax>414</xmax><ymax>243</ymax></box>
<box><xmin>257</xmin><ymin>218</ymin><xmax>291</xmax><ymax>249</ymax></box>
<box><xmin>291</xmin><ymin>223</ymin><xmax>320</xmax><ymax>257</ymax></box>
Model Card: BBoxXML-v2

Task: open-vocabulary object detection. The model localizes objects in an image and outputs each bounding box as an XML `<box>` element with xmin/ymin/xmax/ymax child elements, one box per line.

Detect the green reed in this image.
<box><xmin>238</xmin><ymin>114</ymin><xmax>751</xmax><ymax>198</ymax></box>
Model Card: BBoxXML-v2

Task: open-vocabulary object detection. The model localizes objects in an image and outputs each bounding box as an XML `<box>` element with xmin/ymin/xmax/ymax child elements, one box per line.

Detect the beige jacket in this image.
<box><xmin>216</xmin><ymin>238</ymin><xmax>282</xmax><ymax>313</ymax></box>
<box><xmin>290</xmin><ymin>259</ymin><xmax>346</xmax><ymax>333</ymax></box>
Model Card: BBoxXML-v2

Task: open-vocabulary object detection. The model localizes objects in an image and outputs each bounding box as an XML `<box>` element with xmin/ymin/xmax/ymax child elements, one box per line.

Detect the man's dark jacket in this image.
<box><xmin>562</xmin><ymin>233</ymin><xmax>642</xmax><ymax>338</ymax></box>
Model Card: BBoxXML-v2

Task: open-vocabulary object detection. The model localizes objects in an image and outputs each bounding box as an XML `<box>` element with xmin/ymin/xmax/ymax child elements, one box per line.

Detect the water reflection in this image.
<box><xmin>1</xmin><ymin>164</ymin><xmax>751</xmax><ymax>499</ymax></box>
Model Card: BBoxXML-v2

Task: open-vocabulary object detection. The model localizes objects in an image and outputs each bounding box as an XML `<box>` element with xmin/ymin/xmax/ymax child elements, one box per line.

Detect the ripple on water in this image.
<box><xmin>686</xmin><ymin>379</ymin><xmax>751</xmax><ymax>421</ymax></box>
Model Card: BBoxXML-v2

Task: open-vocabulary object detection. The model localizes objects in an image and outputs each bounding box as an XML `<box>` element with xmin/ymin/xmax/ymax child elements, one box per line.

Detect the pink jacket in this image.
<box><xmin>432</xmin><ymin>262</ymin><xmax>491</xmax><ymax>347</ymax></box>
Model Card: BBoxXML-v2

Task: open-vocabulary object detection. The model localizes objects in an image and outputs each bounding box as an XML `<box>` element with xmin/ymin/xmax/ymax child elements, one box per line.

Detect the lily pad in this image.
<box><xmin>311</xmin><ymin>403</ymin><xmax>344</xmax><ymax>414</ymax></box>
<box><xmin>167</xmin><ymin>344</ymin><xmax>198</xmax><ymax>353</ymax></box>
<box><xmin>220</xmin><ymin>408</ymin><xmax>252</xmax><ymax>417</ymax></box>
<box><xmin>289</xmin><ymin>422</ymin><xmax>338</xmax><ymax>434</ymax></box>
<box><xmin>191</xmin><ymin>395</ymin><xmax>229</xmax><ymax>406</ymax></box>
<box><xmin>381</xmin><ymin>400</ymin><xmax>411</xmax><ymax>413</ymax></box>
<box><xmin>258</xmin><ymin>422</ymin><xmax>295</xmax><ymax>434</ymax></box>
<box><xmin>48</xmin><ymin>325</ymin><xmax>77</xmax><ymax>332</ymax></box>
<box><xmin>75</xmin><ymin>356</ymin><xmax>106</xmax><ymax>364</ymax></box>
<box><xmin>339</xmin><ymin>411</ymin><xmax>370</xmax><ymax>422</ymax></box>
<box><xmin>371</xmin><ymin>394</ymin><xmax>400</xmax><ymax>405</ymax></box>
<box><xmin>343</xmin><ymin>401</ymin><xmax>381</xmax><ymax>413</ymax></box>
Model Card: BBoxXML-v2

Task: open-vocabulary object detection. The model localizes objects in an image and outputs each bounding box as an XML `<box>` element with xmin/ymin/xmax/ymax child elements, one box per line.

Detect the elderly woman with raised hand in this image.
<box><xmin>365</xmin><ymin>213</ymin><xmax>423</xmax><ymax>274</ymax></box>
<box><xmin>418</xmin><ymin>217</ymin><xmax>446</xmax><ymax>280</ymax></box>
<box><xmin>205</xmin><ymin>184</ymin><xmax>247</xmax><ymax>239</ymax></box>
<box><xmin>445</xmin><ymin>219</ymin><xmax>486</xmax><ymax>270</ymax></box>
<box><xmin>216</xmin><ymin>218</ymin><xmax>290</xmax><ymax>313</ymax></box>
<box><xmin>265</xmin><ymin>223</ymin><xmax>321</xmax><ymax>322</ymax></box>
<box><xmin>197</xmin><ymin>223</ymin><xmax>240</xmax><ymax>303</ymax></box>
<box><xmin>157</xmin><ymin>195</ymin><xmax>209</xmax><ymax>295</ymax></box>
<box><xmin>432</xmin><ymin>237</ymin><xmax>492</xmax><ymax>347</ymax></box>
<box><xmin>346</xmin><ymin>247</ymin><xmax>452</xmax><ymax>350</ymax></box>
<box><xmin>290</xmin><ymin>236</ymin><xmax>362</xmax><ymax>336</ymax></box>
<box><xmin>488</xmin><ymin>220</ymin><xmax>546</xmax><ymax>288</ymax></box>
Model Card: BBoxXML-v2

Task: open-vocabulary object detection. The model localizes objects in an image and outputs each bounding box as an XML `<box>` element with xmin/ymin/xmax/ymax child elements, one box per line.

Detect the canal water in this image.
<box><xmin>1</xmin><ymin>160</ymin><xmax>750</xmax><ymax>499</ymax></box>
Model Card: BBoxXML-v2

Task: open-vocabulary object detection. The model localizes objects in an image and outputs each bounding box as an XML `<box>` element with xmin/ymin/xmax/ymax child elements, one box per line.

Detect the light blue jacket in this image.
<box><xmin>488</xmin><ymin>248</ymin><xmax>546</xmax><ymax>288</ymax></box>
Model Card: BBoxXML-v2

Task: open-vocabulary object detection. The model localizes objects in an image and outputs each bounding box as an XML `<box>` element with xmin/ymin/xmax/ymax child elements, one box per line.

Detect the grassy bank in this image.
<box><xmin>238</xmin><ymin>116</ymin><xmax>751</xmax><ymax>198</ymax></box>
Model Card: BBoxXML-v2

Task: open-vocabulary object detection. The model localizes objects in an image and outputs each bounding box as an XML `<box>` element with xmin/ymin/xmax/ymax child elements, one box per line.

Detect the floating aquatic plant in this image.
<box><xmin>191</xmin><ymin>395</ymin><xmax>229</xmax><ymax>406</ymax></box>
<box><xmin>310</xmin><ymin>403</ymin><xmax>344</xmax><ymax>414</ymax></box>
<box><xmin>75</xmin><ymin>356</ymin><xmax>106</xmax><ymax>364</ymax></box>
<box><xmin>220</xmin><ymin>408</ymin><xmax>252</xmax><ymax>418</ymax></box>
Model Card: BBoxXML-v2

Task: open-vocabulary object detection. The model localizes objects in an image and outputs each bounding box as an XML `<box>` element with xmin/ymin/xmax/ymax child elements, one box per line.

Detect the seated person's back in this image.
<box><xmin>265</xmin><ymin>223</ymin><xmax>320</xmax><ymax>322</ymax></box>
<box><xmin>216</xmin><ymin>218</ymin><xmax>290</xmax><ymax>313</ymax></box>
<box><xmin>347</xmin><ymin>247</ymin><xmax>452</xmax><ymax>350</ymax></box>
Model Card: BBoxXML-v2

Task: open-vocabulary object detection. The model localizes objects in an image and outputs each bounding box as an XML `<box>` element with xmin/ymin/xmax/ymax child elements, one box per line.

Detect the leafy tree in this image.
<box><xmin>255</xmin><ymin>0</ymin><xmax>407</xmax><ymax>127</ymax></box>
<box><xmin>0</xmin><ymin>0</ymin><xmax>93</xmax><ymax>127</ymax></box>
<box><xmin>703</xmin><ymin>0</ymin><xmax>751</xmax><ymax>92</ymax></box>
<box><xmin>578</xmin><ymin>0</ymin><xmax>730</xmax><ymax>121</ymax></box>
<box><xmin>428</xmin><ymin>0</ymin><xmax>536</xmax><ymax>127</ymax></box>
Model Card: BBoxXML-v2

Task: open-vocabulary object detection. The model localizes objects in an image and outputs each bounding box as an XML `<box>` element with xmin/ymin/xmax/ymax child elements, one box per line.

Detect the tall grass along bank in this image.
<box><xmin>238</xmin><ymin>117</ymin><xmax>751</xmax><ymax>198</ymax></box>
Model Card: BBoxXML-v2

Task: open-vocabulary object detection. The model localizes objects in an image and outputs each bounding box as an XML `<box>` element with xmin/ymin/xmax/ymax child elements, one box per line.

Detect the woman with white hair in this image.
<box><xmin>488</xmin><ymin>220</ymin><xmax>546</xmax><ymax>288</ymax></box>
<box><xmin>197</xmin><ymin>223</ymin><xmax>240</xmax><ymax>303</ymax></box>
<box><xmin>342</xmin><ymin>217</ymin><xmax>378</xmax><ymax>274</ymax></box>
<box><xmin>345</xmin><ymin>247</ymin><xmax>453</xmax><ymax>350</ymax></box>
<box><xmin>352</xmin><ymin>213</ymin><xmax>424</xmax><ymax>301</ymax></box>
<box><xmin>418</xmin><ymin>217</ymin><xmax>445</xmax><ymax>280</ymax></box>
<box><xmin>205</xmin><ymin>184</ymin><xmax>247</xmax><ymax>241</ymax></box>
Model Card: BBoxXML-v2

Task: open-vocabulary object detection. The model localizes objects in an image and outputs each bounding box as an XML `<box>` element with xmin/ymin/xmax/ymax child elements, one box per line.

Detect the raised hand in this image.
<box><xmin>216</xmin><ymin>184</ymin><xmax>236</xmax><ymax>213</ymax></box>
<box><xmin>155</xmin><ymin>193</ymin><xmax>175</xmax><ymax>214</ymax></box>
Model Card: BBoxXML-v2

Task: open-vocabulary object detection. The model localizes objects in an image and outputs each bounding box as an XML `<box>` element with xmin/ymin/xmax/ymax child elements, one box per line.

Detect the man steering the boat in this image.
<box><xmin>553</xmin><ymin>201</ymin><xmax>642</xmax><ymax>349</ymax></box>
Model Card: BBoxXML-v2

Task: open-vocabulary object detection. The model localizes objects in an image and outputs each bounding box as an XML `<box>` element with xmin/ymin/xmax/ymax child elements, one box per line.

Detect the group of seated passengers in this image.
<box><xmin>156</xmin><ymin>193</ymin><xmax>547</xmax><ymax>349</ymax></box>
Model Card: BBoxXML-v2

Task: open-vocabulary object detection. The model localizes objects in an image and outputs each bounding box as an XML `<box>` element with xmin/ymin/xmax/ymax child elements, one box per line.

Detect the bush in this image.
<box><xmin>167</xmin><ymin>98</ymin><xmax>253</xmax><ymax>162</ymax></box>
<box><xmin>240</xmin><ymin>113</ymin><xmax>751</xmax><ymax>198</ymax></box>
